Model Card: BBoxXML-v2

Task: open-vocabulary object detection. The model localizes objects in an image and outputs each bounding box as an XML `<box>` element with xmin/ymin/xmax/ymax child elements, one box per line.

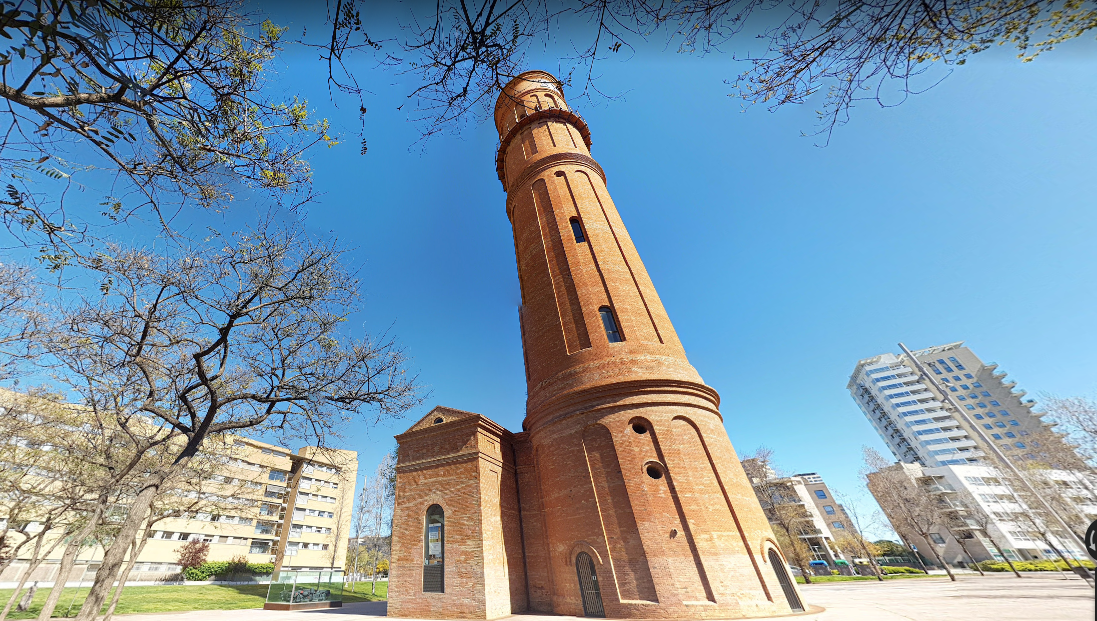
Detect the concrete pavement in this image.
<box><xmin>112</xmin><ymin>574</ymin><xmax>1092</xmax><ymax>621</ymax></box>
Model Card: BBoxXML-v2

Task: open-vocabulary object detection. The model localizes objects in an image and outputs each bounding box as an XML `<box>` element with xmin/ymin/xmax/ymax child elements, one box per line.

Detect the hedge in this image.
<box><xmin>971</xmin><ymin>559</ymin><xmax>1095</xmax><ymax>573</ymax></box>
<box><xmin>880</xmin><ymin>566</ymin><xmax>925</xmax><ymax>575</ymax></box>
<box><xmin>183</xmin><ymin>561</ymin><xmax>275</xmax><ymax>581</ymax></box>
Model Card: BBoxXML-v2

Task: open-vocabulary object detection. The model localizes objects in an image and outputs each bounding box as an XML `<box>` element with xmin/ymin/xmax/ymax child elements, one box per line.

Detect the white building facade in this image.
<box><xmin>849</xmin><ymin>342</ymin><xmax>1093</xmax><ymax>564</ymax></box>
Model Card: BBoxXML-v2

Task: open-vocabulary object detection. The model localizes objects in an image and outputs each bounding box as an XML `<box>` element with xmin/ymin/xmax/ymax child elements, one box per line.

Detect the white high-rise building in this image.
<box><xmin>849</xmin><ymin>342</ymin><xmax>1093</xmax><ymax>564</ymax></box>
<box><xmin>849</xmin><ymin>342</ymin><xmax>1073</xmax><ymax>468</ymax></box>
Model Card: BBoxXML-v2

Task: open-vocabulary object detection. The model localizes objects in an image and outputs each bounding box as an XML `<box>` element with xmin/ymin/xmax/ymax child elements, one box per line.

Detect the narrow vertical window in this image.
<box><xmin>599</xmin><ymin>307</ymin><xmax>623</xmax><ymax>343</ymax></box>
<box><xmin>423</xmin><ymin>504</ymin><xmax>444</xmax><ymax>593</ymax></box>
<box><xmin>570</xmin><ymin>218</ymin><xmax>586</xmax><ymax>243</ymax></box>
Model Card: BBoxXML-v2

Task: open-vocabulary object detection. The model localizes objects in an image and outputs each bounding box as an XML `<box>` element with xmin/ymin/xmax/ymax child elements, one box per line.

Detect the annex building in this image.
<box><xmin>388</xmin><ymin>72</ymin><xmax>806</xmax><ymax>620</ymax></box>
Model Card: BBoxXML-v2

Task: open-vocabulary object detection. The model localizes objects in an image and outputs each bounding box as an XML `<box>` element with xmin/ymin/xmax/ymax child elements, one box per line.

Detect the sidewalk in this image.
<box><xmin>112</xmin><ymin>574</ymin><xmax>1091</xmax><ymax>621</ymax></box>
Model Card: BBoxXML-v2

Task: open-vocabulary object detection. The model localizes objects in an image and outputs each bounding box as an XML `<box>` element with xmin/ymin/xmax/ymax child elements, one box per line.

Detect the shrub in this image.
<box><xmin>972</xmin><ymin>559</ymin><xmax>1095</xmax><ymax>573</ymax></box>
<box><xmin>182</xmin><ymin>560</ymin><xmax>276</xmax><ymax>581</ymax></box>
<box><xmin>881</xmin><ymin>565</ymin><xmax>924</xmax><ymax>574</ymax></box>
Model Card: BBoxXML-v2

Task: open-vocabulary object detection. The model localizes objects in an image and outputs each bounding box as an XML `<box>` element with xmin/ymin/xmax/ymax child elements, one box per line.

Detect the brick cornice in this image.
<box><xmin>496</xmin><ymin>108</ymin><xmax>592</xmax><ymax>190</ymax></box>
<box><xmin>523</xmin><ymin>378</ymin><xmax>723</xmax><ymax>434</ymax></box>
<box><xmin>504</xmin><ymin>152</ymin><xmax>606</xmax><ymax>221</ymax></box>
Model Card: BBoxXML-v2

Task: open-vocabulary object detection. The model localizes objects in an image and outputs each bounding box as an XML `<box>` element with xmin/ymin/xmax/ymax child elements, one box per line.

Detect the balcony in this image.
<box><xmin>924</xmin><ymin>484</ymin><xmax>956</xmax><ymax>493</ymax></box>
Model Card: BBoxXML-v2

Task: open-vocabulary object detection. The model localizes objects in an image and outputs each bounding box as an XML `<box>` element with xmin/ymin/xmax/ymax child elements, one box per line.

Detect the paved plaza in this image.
<box><xmin>111</xmin><ymin>574</ymin><xmax>1092</xmax><ymax>621</ymax></box>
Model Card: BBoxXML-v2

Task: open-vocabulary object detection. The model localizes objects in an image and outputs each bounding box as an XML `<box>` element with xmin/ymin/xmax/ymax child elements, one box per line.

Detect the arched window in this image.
<box><xmin>545</xmin><ymin>93</ymin><xmax>558</xmax><ymax>108</ymax></box>
<box><xmin>598</xmin><ymin>307</ymin><xmax>623</xmax><ymax>343</ymax></box>
<box><xmin>423</xmin><ymin>505</ymin><xmax>444</xmax><ymax>593</ymax></box>
<box><xmin>570</xmin><ymin>218</ymin><xmax>586</xmax><ymax>243</ymax></box>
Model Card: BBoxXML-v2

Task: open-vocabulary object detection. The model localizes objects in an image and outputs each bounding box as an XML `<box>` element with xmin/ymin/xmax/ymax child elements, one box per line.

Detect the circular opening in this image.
<box><xmin>646</xmin><ymin>465</ymin><xmax>663</xmax><ymax>480</ymax></box>
<box><xmin>670</xmin><ymin>529</ymin><xmax>678</xmax><ymax>539</ymax></box>
<box><xmin>433</xmin><ymin>417</ymin><xmax>445</xmax><ymax>425</ymax></box>
<box><xmin>632</xmin><ymin>423</ymin><xmax>648</xmax><ymax>435</ymax></box>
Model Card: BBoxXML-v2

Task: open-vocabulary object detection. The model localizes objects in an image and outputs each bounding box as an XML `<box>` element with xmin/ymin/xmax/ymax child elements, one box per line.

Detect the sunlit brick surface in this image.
<box><xmin>389</xmin><ymin>71</ymin><xmax>802</xmax><ymax>620</ymax></box>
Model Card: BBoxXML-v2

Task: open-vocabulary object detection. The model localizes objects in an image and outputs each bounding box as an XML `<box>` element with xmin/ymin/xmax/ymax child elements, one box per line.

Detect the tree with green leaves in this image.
<box><xmin>0</xmin><ymin>0</ymin><xmax>335</xmax><ymax>259</ymax></box>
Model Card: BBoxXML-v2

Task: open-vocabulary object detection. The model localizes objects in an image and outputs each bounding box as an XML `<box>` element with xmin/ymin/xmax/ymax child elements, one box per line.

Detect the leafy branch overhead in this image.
<box><xmin>0</xmin><ymin>0</ymin><xmax>336</xmax><ymax>243</ymax></box>
<box><xmin>322</xmin><ymin>0</ymin><xmax>1097</xmax><ymax>142</ymax></box>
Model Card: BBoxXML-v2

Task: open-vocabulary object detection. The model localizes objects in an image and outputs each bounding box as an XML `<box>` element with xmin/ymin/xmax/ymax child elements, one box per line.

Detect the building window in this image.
<box><xmin>937</xmin><ymin>359</ymin><xmax>953</xmax><ymax>372</ymax></box>
<box><xmin>957</xmin><ymin>395</ymin><xmax>967</xmax><ymax>401</ymax></box>
<box><xmin>1009</xmin><ymin>420</ymin><xmax>1019</xmax><ymax>426</ymax></box>
<box><xmin>832</xmin><ymin>522</ymin><xmax>845</xmax><ymax>529</ymax></box>
<box><xmin>984</xmin><ymin>425</ymin><xmax>993</xmax><ymax>430</ymax></box>
<box><xmin>599</xmin><ymin>307</ymin><xmax>624</xmax><ymax>343</ymax></box>
<box><xmin>977</xmin><ymin>402</ymin><xmax>988</xmax><ymax>409</ymax></box>
<box><xmin>969</xmin><ymin>394</ymin><xmax>978</xmax><ymax>399</ymax></box>
<box><xmin>814</xmin><ymin>490</ymin><xmax>827</xmax><ymax>500</ymax></box>
<box><xmin>960</xmin><ymin>384</ymin><xmax>970</xmax><ymax>390</ymax></box>
<box><xmin>823</xmin><ymin>505</ymin><xmax>836</xmax><ymax>515</ymax></box>
<box><xmin>990</xmin><ymin>400</ymin><xmax>1000</xmax><ymax>406</ymax></box>
<box><xmin>974</xmin><ymin>414</ymin><xmax>984</xmax><ymax>420</ymax></box>
<box><xmin>1000</xmin><ymin>410</ymin><xmax>1011</xmax><ymax>416</ymax></box>
<box><xmin>987</xmin><ymin>412</ymin><xmax>997</xmax><ymax>418</ymax></box>
<box><xmin>268</xmin><ymin>471</ymin><xmax>287</xmax><ymax>482</ymax></box>
<box><xmin>964</xmin><ymin>373</ymin><xmax>974</xmax><ymax>379</ymax></box>
<box><xmin>1005</xmin><ymin>432</ymin><xmax>1016</xmax><ymax>439</ymax></box>
<box><xmin>570</xmin><ymin>218</ymin><xmax>586</xmax><ymax>243</ymax></box>
<box><xmin>929</xmin><ymin>533</ymin><xmax>947</xmax><ymax>545</ymax></box>
<box><xmin>949</xmin><ymin>386</ymin><xmax>958</xmax><ymax>392</ymax></box>
<box><xmin>1014</xmin><ymin>442</ymin><xmax>1026</xmax><ymax>449</ymax></box>
<box><xmin>972</xmin><ymin>382</ymin><xmax>983</xmax><ymax>388</ymax></box>
<box><xmin>424</xmin><ymin>504</ymin><xmax>444</xmax><ymax>593</ymax></box>
<box><xmin>995</xmin><ymin>422</ymin><xmax>1006</xmax><ymax>428</ymax></box>
<box><xmin>992</xmin><ymin>433</ymin><xmax>1002</xmax><ymax>439</ymax></box>
<box><xmin>965</xmin><ymin>405</ymin><xmax>975</xmax><ymax>410</ymax></box>
<box><xmin>249</xmin><ymin>540</ymin><xmax>271</xmax><ymax>555</ymax></box>
<box><xmin>952</xmin><ymin>376</ymin><xmax>962</xmax><ymax>381</ymax></box>
<box><xmin>981</xmin><ymin>391</ymin><xmax>991</xmax><ymax>397</ymax></box>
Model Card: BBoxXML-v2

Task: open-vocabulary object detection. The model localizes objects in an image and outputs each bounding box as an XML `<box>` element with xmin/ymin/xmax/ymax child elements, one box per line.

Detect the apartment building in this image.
<box><xmin>793</xmin><ymin>472</ymin><xmax>855</xmax><ymax>539</ymax></box>
<box><xmin>0</xmin><ymin>391</ymin><xmax>357</xmax><ymax>586</ymax></box>
<box><xmin>138</xmin><ymin>439</ymin><xmax>357</xmax><ymax>574</ymax></box>
<box><xmin>741</xmin><ymin>461</ymin><xmax>849</xmax><ymax>566</ymax></box>
<box><xmin>848</xmin><ymin>342</ymin><xmax>1074</xmax><ymax>468</ymax></box>
<box><xmin>868</xmin><ymin>462</ymin><xmax>1092</xmax><ymax>564</ymax></box>
<box><xmin>849</xmin><ymin>342</ymin><xmax>1093</xmax><ymax>564</ymax></box>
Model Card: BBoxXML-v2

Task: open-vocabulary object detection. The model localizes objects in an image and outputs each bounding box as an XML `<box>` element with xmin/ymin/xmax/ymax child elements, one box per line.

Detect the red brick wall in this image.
<box><xmin>390</xmin><ymin>412</ymin><xmax>527</xmax><ymax>620</ymax></box>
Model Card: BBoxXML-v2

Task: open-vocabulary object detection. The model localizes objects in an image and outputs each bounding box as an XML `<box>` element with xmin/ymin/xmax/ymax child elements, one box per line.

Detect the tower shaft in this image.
<box><xmin>492</xmin><ymin>72</ymin><xmax>803</xmax><ymax>619</ymax></box>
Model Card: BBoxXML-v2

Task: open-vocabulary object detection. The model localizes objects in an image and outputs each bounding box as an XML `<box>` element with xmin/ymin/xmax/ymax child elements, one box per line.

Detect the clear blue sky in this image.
<box><xmin>251</xmin><ymin>14</ymin><xmax>1097</xmax><ymax>537</ymax></box>
<box><xmin>20</xmin><ymin>7</ymin><xmax>1097</xmax><ymax>539</ymax></box>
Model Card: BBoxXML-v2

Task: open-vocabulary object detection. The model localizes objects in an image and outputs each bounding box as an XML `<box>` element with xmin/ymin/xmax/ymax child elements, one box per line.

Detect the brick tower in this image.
<box><xmin>387</xmin><ymin>71</ymin><xmax>806</xmax><ymax>621</ymax></box>
<box><xmin>492</xmin><ymin>71</ymin><xmax>804</xmax><ymax>618</ymax></box>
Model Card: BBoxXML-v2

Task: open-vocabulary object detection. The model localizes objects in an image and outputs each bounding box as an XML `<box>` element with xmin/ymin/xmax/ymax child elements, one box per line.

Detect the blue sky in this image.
<box><xmin>252</xmin><ymin>19</ymin><xmax>1097</xmax><ymax>537</ymax></box>
<box><xmin>11</xmin><ymin>7</ymin><xmax>1097</xmax><ymax>539</ymax></box>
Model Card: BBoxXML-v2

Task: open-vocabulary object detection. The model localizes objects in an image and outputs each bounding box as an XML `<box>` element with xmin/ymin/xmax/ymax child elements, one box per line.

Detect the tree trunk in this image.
<box><xmin>38</xmin><ymin>513</ymin><xmax>103</xmax><ymax>621</ymax></box>
<box><xmin>350</xmin><ymin>542</ymin><xmax>359</xmax><ymax>592</ymax></box>
<box><xmin>1</xmin><ymin>528</ymin><xmax>63</xmax><ymax>621</ymax></box>
<box><xmin>74</xmin><ymin>467</ymin><xmax>176</xmax><ymax>621</ymax></box>
<box><xmin>982</xmin><ymin>532</ymin><xmax>1021</xmax><ymax>578</ymax></box>
<box><xmin>954</xmin><ymin>537</ymin><xmax>984</xmax><ymax>576</ymax></box>
<box><xmin>862</xmin><ymin>544</ymin><xmax>884</xmax><ymax>582</ymax></box>
<box><xmin>921</xmin><ymin>538</ymin><xmax>956</xmax><ymax>582</ymax></box>
<box><xmin>102</xmin><ymin>528</ymin><xmax>152</xmax><ymax>621</ymax></box>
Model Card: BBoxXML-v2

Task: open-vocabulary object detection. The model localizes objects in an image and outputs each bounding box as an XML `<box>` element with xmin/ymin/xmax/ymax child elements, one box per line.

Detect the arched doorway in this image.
<box><xmin>575</xmin><ymin>552</ymin><xmax>605</xmax><ymax>617</ymax></box>
<box><xmin>768</xmin><ymin>549</ymin><xmax>803</xmax><ymax>612</ymax></box>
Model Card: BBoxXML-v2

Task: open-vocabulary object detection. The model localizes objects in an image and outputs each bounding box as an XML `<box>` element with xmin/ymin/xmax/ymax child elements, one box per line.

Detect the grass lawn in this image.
<box><xmin>0</xmin><ymin>580</ymin><xmax>387</xmax><ymax>619</ymax></box>
<box><xmin>795</xmin><ymin>574</ymin><xmax>943</xmax><ymax>584</ymax></box>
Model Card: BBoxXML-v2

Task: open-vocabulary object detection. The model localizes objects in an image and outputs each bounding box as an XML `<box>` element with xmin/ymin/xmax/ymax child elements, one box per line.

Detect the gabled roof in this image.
<box><xmin>401</xmin><ymin>405</ymin><xmax>484</xmax><ymax>434</ymax></box>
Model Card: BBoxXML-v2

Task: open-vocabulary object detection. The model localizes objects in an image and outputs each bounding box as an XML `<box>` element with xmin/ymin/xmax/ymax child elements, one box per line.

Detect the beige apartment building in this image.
<box><xmin>136</xmin><ymin>439</ymin><xmax>357</xmax><ymax>574</ymax></box>
<box><xmin>0</xmin><ymin>416</ymin><xmax>356</xmax><ymax>585</ymax></box>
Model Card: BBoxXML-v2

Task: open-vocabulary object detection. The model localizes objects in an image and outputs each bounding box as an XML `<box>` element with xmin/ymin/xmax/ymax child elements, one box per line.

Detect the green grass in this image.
<box><xmin>0</xmin><ymin>580</ymin><xmax>387</xmax><ymax>618</ymax></box>
<box><xmin>795</xmin><ymin>573</ymin><xmax>942</xmax><ymax>584</ymax></box>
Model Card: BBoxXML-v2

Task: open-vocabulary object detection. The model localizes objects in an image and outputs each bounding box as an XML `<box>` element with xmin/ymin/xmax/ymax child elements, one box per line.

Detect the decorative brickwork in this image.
<box><xmin>389</xmin><ymin>71</ymin><xmax>805</xmax><ymax>620</ymax></box>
